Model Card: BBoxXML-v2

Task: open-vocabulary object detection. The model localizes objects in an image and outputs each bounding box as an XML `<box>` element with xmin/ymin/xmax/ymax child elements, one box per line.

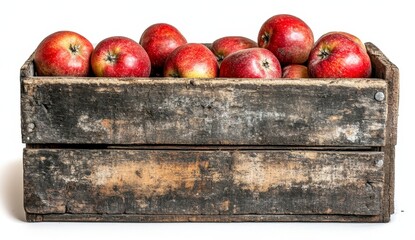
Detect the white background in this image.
<box><xmin>0</xmin><ymin>0</ymin><xmax>413</xmax><ymax>239</ymax></box>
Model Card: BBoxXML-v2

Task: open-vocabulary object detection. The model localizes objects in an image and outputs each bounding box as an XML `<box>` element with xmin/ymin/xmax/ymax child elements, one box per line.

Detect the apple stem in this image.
<box><xmin>105</xmin><ymin>53</ymin><xmax>117</xmax><ymax>63</ymax></box>
<box><xmin>69</xmin><ymin>44</ymin><xmax>80</xmax><ymax>54</ymax></box>
<box><xmin>262</xmin><ymin>60</ymin><xmax>270</xmax><ymax>69</ymax></box>
<box><xmin>261</xmin><ymin>33</ymin><xmax>270</xmax><ymax>45</ymax></box>
<box><xmin>318</xmin><ymin>49</ymin><xmax>330</xmax><ymax>59</ymax></box>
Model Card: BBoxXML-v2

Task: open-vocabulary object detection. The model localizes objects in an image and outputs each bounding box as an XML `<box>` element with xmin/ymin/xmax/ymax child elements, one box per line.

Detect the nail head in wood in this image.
<box><xmin>375</xmin><ymin>92</ymin><xmax>385</xmax><ymax>101</ymax></box>
<box><xmin>375</xmin><ymin>159</ymin><xmax>384</xmax><ymax>168</ymax></box>
<box><xmin>27</xmin><ymin>123</ymin><xmax>35</xmax><ymax>132</ymax></box>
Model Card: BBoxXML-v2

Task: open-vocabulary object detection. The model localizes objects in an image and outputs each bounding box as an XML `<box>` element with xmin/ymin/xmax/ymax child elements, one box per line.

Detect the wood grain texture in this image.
<box><xmin>24</xmin><ymin>148</ymin><xmax>384</xmax><ymax>217</ymax></box>
<box><xmin>20</xmin><ymin>76</ymin><xmax>387</xmax><ymax>146</ymax></box>
<box><xmin>367</xmin><ymin>43</ymin><xmax>399</xmax><ymax>146</ymax></box>
<box><xmin>366</xmin><ymin>42</ymin><xmax>399</xmax><ymax>221</ymax></box>
<box><xmin>25</xmin><ymin>213</ymin><xmax>383</xmax><ymax>223</ymax></box>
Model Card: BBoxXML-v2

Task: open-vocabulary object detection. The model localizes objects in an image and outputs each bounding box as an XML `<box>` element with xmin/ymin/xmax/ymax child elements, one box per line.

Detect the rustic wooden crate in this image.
<box><xmin>20</xmin><ymin>43</ymin><xmax>399</xmax><ymax>222</ymax></box>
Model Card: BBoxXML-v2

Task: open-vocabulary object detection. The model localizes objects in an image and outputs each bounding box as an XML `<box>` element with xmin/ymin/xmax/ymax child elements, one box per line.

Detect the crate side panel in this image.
<box><xmin>24</xmin><ymin>149</ymin><xmax>383</xmax><ymax>216</ymax></box>
<box><xmin>366</xmin><ymin>42</ymin><xmax>399</xmax><ymax>146</ymax></box>
<box><xmin>21</xmin><ymin>78</ymin><xmax>387</xmax><ymax>146</ymax></box>
<box><xmin>366</xmin><ymin>42</ymin><xmax>399</xmax><ymax>220</ymax></box>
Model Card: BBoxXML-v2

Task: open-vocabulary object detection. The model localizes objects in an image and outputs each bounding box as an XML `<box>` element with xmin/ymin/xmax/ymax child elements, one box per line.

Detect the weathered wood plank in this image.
<box><xmin>25</xmin><ymin>213</ymin><xmax>384</xmax><ymax>223</ymax></box>
<box><xmin>366</xmin><ymin>42</ymin><xmax>399</xmax><ymax>221</ymax></box>
<box><xmin>24</xmin><ymin>149</ymin><xmax>231</xmax><ymax>215</ymax></box>
<box><xmin>366</xmin><ymin>42</ymin><xmax>399</xmax><ymax>146</ymax></box>
<box><xmin>20</xmin><ymin>52</ymin><xmax>35</xmax><ymax>79</ymax></box>
<box><xmin>231</xmin><ymin>151</ymin><xmax>384</xmax><ymax>215</ymax></box>
<box><xmin>24</xmin><ymin>149</ymin><xmax>384</xmax><ymax>216</ymax></box>
<box><xmin>21</xmin><ymin>76</ymin><xmax>388</xmax><ymax>146</ymax></box>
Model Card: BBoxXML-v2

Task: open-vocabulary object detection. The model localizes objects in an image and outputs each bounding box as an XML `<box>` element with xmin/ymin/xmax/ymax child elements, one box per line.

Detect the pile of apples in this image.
<box><xmin>33</xmin><ymin>14</ymin><xmax>372</xmax><ymax>79</ymax></box>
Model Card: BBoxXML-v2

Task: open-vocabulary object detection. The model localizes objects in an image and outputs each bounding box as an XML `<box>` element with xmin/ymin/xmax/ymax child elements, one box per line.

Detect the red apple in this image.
<box><xmin>282</xmin><ymin>64</ymin><xmax>309</xmax><ymax>78</ymax></box>
<box><xmin>308</xmin><ymin>33</ymin><xmax>372</xmax><ymax>78</ymax></box>
<box><xmin>211</xmin><ymin>36</ymin><xmax>257</xmax><ymax>63</ymax></box>
<box><xmin>34</xmin><ymin>31</ymin><xmax>93</xmax><ymax>76</ymax></box>
<box><xmin>140</xmin><ymin>23</ymin><xmax>187</xmax><ymax>76</ymax></box>
<box><xmin>91</xmin><ymin>36</ymin><xmax>151</xmax><ymax>77</ymax></box>
<box><xmin>316</xmin><ymin>31</ymin><xmax>366</xmax><ymax>50</ymax></box>
<box><xmin>164</xmin><ymin>43</ymin><xmax>218</xmax><ymax>78</ymax></box>
<box><xmin>258</xmin><ymin>14</ymin><xmax>314</xmax><ymax>66</ymax></box>
<box><xmin>219</xmin><ymin>48</ymin><xmax>282</xmax><ymax>78</ymax></box>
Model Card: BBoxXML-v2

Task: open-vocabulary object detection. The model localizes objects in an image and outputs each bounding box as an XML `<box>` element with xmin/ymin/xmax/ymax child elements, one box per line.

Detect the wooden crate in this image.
<box><xmin>20</xmin><ymin>43</ymin><xmax>399</xmax><ymax>222</ymax></box>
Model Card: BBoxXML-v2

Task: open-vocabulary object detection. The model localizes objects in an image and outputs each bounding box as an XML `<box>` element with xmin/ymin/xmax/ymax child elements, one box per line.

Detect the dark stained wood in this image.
<box><xmin>26</xmin><ymin>143</ymin><xmax>378</xmax><ymax>151</ymax></box>
<box><xmin>367</xmin><ymin>43</ymin><xmax>399</xmax><ymax>146</ymax></box>
<box><xmin>231</xmin><ymin>151</ymin><xmax>384</xmax><ymax>215</ymax></box>
<box><xmin>366</xmin><ymin>42</ymin><xmax>399</xmax><ymax>222</ymax></box>
<box><xmin>24</xmin><ymin>148</ymin><xmax>384</xmax><ymax>217</ymax></box>
<box><xmin>25</xmin><ymin>213</ymin><xmax>383</xmax><ymax>223</ymax></box>
<box><xmin>20</xmin><ymin>76</ymin><xmax>388</xmax><ymax>146</ymax></box>
<box><xmin>20</xmin><ymin>52</ymin><xmax>35</xmax><ymax>78</ymax></box>
<box><xmin>24</xmin><ymin>149</ymin><xmax>231</xmax><ymax>215</ymax></box>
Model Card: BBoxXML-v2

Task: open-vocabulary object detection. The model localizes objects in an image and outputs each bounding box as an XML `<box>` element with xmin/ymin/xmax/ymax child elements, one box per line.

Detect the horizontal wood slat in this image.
<box><xmin>25</xmin><ymin>213</ymin><xmax>383</xmax><ymax>223</ymax></box>
<box><xmin>24</xmin><ymin>149</ymin><xmax>384</xmax><ymax>216</ymax></box>
<box><xmin>21</xmin><ymin>77</ymin><xmax>387</xmax><ymax>146</ymax></box>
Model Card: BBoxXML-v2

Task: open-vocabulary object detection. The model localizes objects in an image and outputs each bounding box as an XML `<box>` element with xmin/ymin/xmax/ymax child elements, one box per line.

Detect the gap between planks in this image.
<box><xmin>25</xmin><ymin>144</ymin><xmax>380</xmax><ymax>152</ymax></box>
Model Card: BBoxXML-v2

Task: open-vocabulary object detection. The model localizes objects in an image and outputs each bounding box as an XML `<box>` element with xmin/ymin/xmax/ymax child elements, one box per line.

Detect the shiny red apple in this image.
<box><xmin>308</xmin><ymin>33</ymin><xmax>372</xmax><ymax>78</ymax></box>
<box><xmin>164</xmin><ymin>43</ymin><xmax>218</xmax><ymax>78</ymax></box>
<box><xmin>258</xmin><ymin>14</ymin><xmax>314</xmax><ymax>66</ymax></box>
<box><xmin>211</xmin><ymin>36</ymin><xmax>257</xmax><ymax>63</ymax></box>
<box><xmin>282</xmin><ymin>64</ymin><xmax>309</xmax><ymax>78</ymax></box>
<box><xmin>316</xmin><ymin>31</ymin><xmax>366</xmax><ymax>51</ymax></box>
<box><xmin>91</xmin><ymin>36</ymin><xmax>151</xmax><ymax>77</ymax></box>
<box><xmin>219</xmin><ymin>48</ymin><xmax>282</xmax><ymax>78</ymax></box>
<box><xmin>140</xmin><ymin>23</ymin><xmax>187</xmax><ymax>76</ymax></box>
<box><xmin>34</xmin><ymin>31</ymin><xmax>93</xmax><ymax>76</ymax></box>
